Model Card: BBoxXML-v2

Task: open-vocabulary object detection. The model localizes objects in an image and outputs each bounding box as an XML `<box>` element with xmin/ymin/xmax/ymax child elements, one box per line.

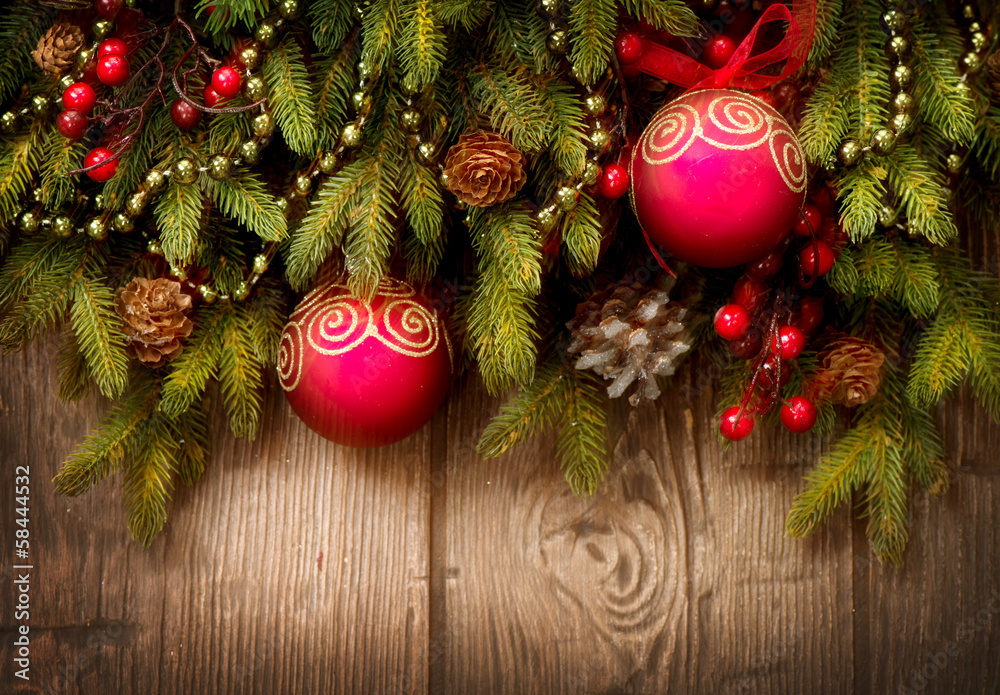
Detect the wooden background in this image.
<box><xmin>1</xmin><ymin>331</ymin><xmax>999</xmax><ymax>695</ymax></box>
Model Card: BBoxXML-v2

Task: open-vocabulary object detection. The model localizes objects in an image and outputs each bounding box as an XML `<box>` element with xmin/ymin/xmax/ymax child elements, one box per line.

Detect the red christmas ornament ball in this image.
<box><xmin>799</xmin><ymin>240</ymin><xmax>836</xmax><ymax>277</ymax></box>
<box><xmin>170</xmin><ymin>99</ymin><xmax>203</xmax><ymax>130</ymax></box>
<box><xmin>793</xmin><ymin>203</ymin><xmax>822</xmax><ymax>236</ymax></box>
<box><xmin>62</xmin><ymin>82</ymin><xmax>96</xmax><ymax>114</ymax></box>
<box><xmin>56</xmin><ymin>110</ymin><xmax>88</xmax><ymax>140</ymax></box>
<box><xmin>780</xmin><ymin>396</ymin><xmax>817</xmax><ymax>433</ymax></box>
<box><xmin>278</xmin><ymin>278</ymin><xmax>453</xmax><ymax>448</ymax></box>
<box><xmin>630</xmin><ymin>89</ymin><xmax>806</xmax><ymax>268</ymax></box>
<box><xmin>720</xmin><ymin>406</ymin><xmax>754</xmax><ymax>441</ymax></box>
<box><xmin>599</xmin><ymin>163</ymin><xmax>630</xmax><ymax>199</ymax></box>
<box><xmin>98</xmin><ymin>38</ymin><xmax>128</xmax><ymax>57</ymax></box>
<box><xmin>771</xmin><ymin>325</ymin><xmax>805</xmax><ymax>360</ymax></box>
<box><xmin>704</xmin><ymin>35</ymin><xmax>737</xmax><ymax>69</ymax></box>
<box><xmin>84</xmin><ymin>147</ymin><xmax>118</xmax><ymax>182</ymax></box>
<box><xmin>211</xmin><ymin>66</ymin><xmax>242</xmax><ymax>99</ymax></box>
<box><xmin>615</xmin><ymin>32</ymin><xmax>644</xmax><ymax>64</ymax></box>
<box><xmin>714</xmin><ymin>303</ymin><xmax>751</xmax><ymax>341</ymax></box>
<box><xmin>97</xmin><ymin>54</ymin><xmax>130</xmax><ymax>87</ymax></box>
<box><xmin>203</xmin><ymin>85</ymin><xmax>223</xmax><ymax>107</ymax></box>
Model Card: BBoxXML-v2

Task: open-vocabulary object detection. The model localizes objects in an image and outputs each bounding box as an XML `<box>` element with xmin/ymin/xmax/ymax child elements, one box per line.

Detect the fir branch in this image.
<box><xmin>973</xmin><ymin>106</ymin><xmax>1000</xmax><ymax>179</ymax></box>
<box><xmin>433</xmin><ymin>0</ymin><xmax>493</xmax><ymax>30</ymax></box>
<box><xmin>155</xmin><ymin>177</ymin><xmax>205</xmax><ymax>269</ymax></box>
<box><xmin>825</xmin><ymin>245</ymin><xmax>859</xmax><ymax>295</ymax></box>
<box><xmin>0</xmin><ymin>2</ymin><xmax>47</xmax><ymax>105</ymax></box>
<box><xmin>169</xmin><ymin>401</ymin><xmax>210</xmax><ymax>486</ymax></box>
<box><xmin>568</xmin><ymin>0</ymin><xmax>617</xmax><ymax>86</ymax></box>
<box><xmin>313</xmin><ymin>37</ymin><xmax>359</xmax><ymax>151</ymax></box>
<box><xmin>890</xmin><ymin>240</ymin><xmax>940</xmax><ymax>319</ymax></box>
<box><xmin>361</xmin><ymin>0</ymin><xmax>401</xmax><ymax>75</ymax></box>
<box><xmin>836</xmin><ymin>158</ymin><xmax>886</xmax><ymax>243</ymax></box>
<box><xmin>561</xmin><ymin>189</ymin><xmax>601</xmax><ymax>276</ymax></box>
<box><xmin>56</xmin><ymin>327</ymin><xmax>92</xmax><ymax>402</ymax></box>
<box><xmin>885</xmin><ymin>143</ymin><xmax>957</xmax><ymax>245</ymax></box>
<box><xmin>196</xmin><ymin>0</ymin><xmax>271</xmax><ymax>32</ymax></box>
<box><xmin>218</xmin><ymin>305</ymin><xmax>265</xmax><ymax>438</ymax></box>
<box><xmin>798</xmin><ymin>64</ymin><xmax>853</xmax><ymax>164</ymax></box>
<box><xmin>400</xmin><ymin>149</ymin><xmax>445</xmax><ymax>247</ymax></box>
<box><xmin>854</xmin><ymin>238</ymin><xmax>895</xmax><ymax>296</ymax></box>
<box><xmin>556</xmin><ymin>368</ymin><xmax>608</xmax><ymax>496</ymax></box>
<box><xmin>263</xmin><ymin>37</ymin><xmax>318</xmax><ymax>156</ymax></box>
<box><xmin>488</xmin><ymin>2</ymin><xmax>549</xmax><ymax>71</ymax></box>
<box><xmin>620</xmin><ymin>0</ymin><xmax>700</xmax><ymax>36</ymax></box>
<box><xmin>0</xmin><ymin>269</ymin><xmax>72</xmax><ymax>350</ymax></box>
<box><xmin>159</xmin><ymin>304</ymin><xmax>226</xmax><ymax>418</ymax></box>
<box><xmin>39</xmin><ymin>128</ymin><xmax>86</xmax><ymax>210</ymax></box>
<box><xmin>244</xmin><ymin>278</ymin><xmax>285</xmax><ymax>366</ymax></box>
<box><xmin>399</xmin><ymin>0</ymin><xmax>447</xmax><ymax>89</ymax></box>
<box><xmin>122</xmin><ymin>414</ymin><xmax>176</xmax><ymax>547</ymax></box>
<box><xmin>102</xmin><ymin>108</ymin><xmax>172</xmax><ymax>212</ymax></box>
<box><xmin>0</xmin><ymin>122</ymin><xmax>44</xmax><ymax>227</ymax></box>
<box><xmin>203</xmin><ymin>170</ymin><xmax>288</xmax><ymax>242</ymax></box>
<box><xmin>470</xmin><ymin>61</ymin><xmax>552</xmax><ymax>153</ymax></box>
<box><xmin>806</xmin><ymin>0</ymin><xmax>843</xmax><ymax>67</ymax></box>
<box><xmin>308</xmin><ymin>0</ymin><xmax>357</xmax><ymax>53</ymax></box>
<box><xmin>910</xmin><ymin>8</ymin><xmax>976</xmax><ymax>145</ymax></box>
<box><xmin>196</xmin><ymin>223</ymin><xmax>248</xmax><ymax>296</ymax></box>
<box><xmin>70</xmin><ymin>274</ymin><xmax>129</xmax><ymax>399</ymax></box>
<box><xmin>0</xmin><ymin>234</ymin><xmax>79</xmax><ymax>310</ymax></box>
<box><xmin>543</xmin><ymin>80</ymin><xmax>588</xmax><ymax>177</ymax></box>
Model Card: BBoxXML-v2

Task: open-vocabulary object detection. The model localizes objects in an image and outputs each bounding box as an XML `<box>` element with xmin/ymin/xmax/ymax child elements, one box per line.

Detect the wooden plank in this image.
<box><xmin>0</xmin><ymin>337</ymin><xmax>432</xmax><ymax>694</ymax></box>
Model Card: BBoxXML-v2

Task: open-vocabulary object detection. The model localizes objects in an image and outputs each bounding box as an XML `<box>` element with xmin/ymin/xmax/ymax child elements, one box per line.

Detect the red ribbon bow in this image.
<box><xmin>629</xmin><ymin>1</ymin><xmax>816</xmax><ymax>91</ymax></box>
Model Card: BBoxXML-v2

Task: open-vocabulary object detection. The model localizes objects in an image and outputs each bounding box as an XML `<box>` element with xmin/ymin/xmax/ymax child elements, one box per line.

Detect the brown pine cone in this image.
<box><xmin>567</xmin><ymin>280</ymin><xmax>690</xmax><ymax>406</ymax></box>
<box><xmin>985</xmin><ymin>51</ymin><xmax>1000</xmax><ymax>103</ymax></box>
<box><xmin>114</xmin><ymin>278</ymin><xmax>194</xmax><ymax>368</ymax></box>
<box><xmin>442</xmin><ymin>132</ymin><xmax>528</xmax><ymax>207</ymax></box>
<box><xmin>32</xmin><ymin>23</ymin><xmax>85</xmax><ymax>76</ymax></box>
<box><xmin>808</xmin><ymin>335</ymin><xmax>886</xmax><ymax>407</ymax></box>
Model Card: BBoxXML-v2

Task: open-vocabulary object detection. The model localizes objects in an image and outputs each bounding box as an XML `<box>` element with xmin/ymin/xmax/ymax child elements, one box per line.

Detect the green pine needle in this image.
<box><xmin>263</xmin><ymin>37</ymin><xmax>319</xmax><ymax>156</ymax></box>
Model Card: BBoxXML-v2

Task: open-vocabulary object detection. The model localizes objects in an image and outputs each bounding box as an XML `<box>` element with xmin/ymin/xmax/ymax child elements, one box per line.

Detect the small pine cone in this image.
<box><xmin>567</xmin><ymin>280</ymin><xmax>690</xmax><ymax>406</ymax></box>
<box><xmin>808</xmin><ymin>335</ymin><xmax>886</xmax><ymax>407</ymax></box>
<box><xmin>442</xmin><ymin>132</ymin><xmax>528</xmax><ymax>208</ymax></box>
<box><xmin>115</xmin><ymin>278</ymin><xmax>194</xmax><ymax>368</ymax></box>
<box><xmin>32</xmin><ymin>23</ymin><xmax>85</xmax><ymax>76</ymax></box>
<box><xmin>985</xmin><ymin>51</ymin><xmax>1000</xmax><ymax>103</ymax></box>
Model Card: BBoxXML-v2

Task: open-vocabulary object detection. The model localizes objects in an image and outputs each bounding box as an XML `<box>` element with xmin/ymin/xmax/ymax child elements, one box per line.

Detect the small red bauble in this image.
<box><xmin>793</xmin><ymin>204</ymin><xmax>822</xmax><ymax>237</ymax></box>
<box><xmin>211</xmin><ymin>66</ymin><xmax>242</xmax><ymax>99</ymax></box>
<box><xmin>62</xmin><ymin>82</ymin><xmax>96</xmax><ymax>114</ymax></box>
<box><xmin>714</xmin><ymin>303</ymin><xmax>751</xmax><ymax>341</ymax></box>
<box><xmin>771</xmin><ymin>325</ymin><xmax>805</xmax><ymax>360</ymax></box>
<box><xmin>56</xmin><ymin>110</ymin><xmax>88</xmax><ymax>140</ymax></box>
<box><xmin>97</xmin><ymin>54</ymin><xmax>130</xmax><ymax>87</ymax></box>
<box><xmin>791</xmin><ymin>296</ymin><xmax>825</xmax><ymax>336</ymax></box>
<box><xmin>758</xmin><ymin>353</ymin><xmax>791</xmax><ymax>390</ymax></box>
<box><xmin>98</xmin><ymin>38</ymin><xmax>128</xmax><ymax>57</ymax></box>
<box><xmin>599</xmin><ymin>163</ymin><xmax>629</xmax><ymax>199</ymax></box>
<box><xmin>731</xmin><ymin>276</ymin><xmax>769</xmax><ymax>315</ymax></box>
<box><xmin>278</xmin><ymin>278</ymin><xmax>453</xmax><ymax>448</ymax></box>
<box><xmin>203</xmin><ymin>85</ymin><xmax>223</xmax><ymax>107</ymax></box>
<box><xmin>630</xmin><ymin>89</ymin><xmax>806</xmax><ymax>267</ymax></box>
<box><xmin>745</xmin><ymin>249</ymin><xmax>784</xmax><ymax>281</ymax></box>
<box><xmin>615</xmin><ymin>32</ymin><xmax>644</xmax><ymax>64</ymax></box>
<box><xmin>781</xmin><ymin>396</ymin><xmax>817</xmax><ymax>433</ymax></box>
<box><xmin>84</xmin><ymin>147</ymin><xmax>119</xmax><ymax>182</ymax></box>
<box><xmin>704</xmin><ymin>35</ymin><xmax>737</xmax><ymax>69</ymax></box>
<box><xmin>720</xmin><ymin>406</ymin><xmax>754</xmax><ymax>441</ymax></box>
<box><xmin>170</xmin><ymin>99</ymin><xmax>203</xmax><ymax>130</ymax></box>
<box><xmin>799</xmin><ymin>240</ymin><xmax>836</xmax><ymax>277</ymax></box>
<box><xmin>728</xmin><ymin>328</ymin><xmax>762</xmax><ymax>360</ymax></box>
<box><xmin>95</xmin><ymin>0</ymin><xmax>123</xmax><ymax>19</ymax></box>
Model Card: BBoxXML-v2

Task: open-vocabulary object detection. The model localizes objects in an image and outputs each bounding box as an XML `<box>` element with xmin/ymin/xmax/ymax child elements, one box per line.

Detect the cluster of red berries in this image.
<box><xmin>713</xmin><ymin>189</ymin><xmax>844</xmax><ymax>441</ymax></box>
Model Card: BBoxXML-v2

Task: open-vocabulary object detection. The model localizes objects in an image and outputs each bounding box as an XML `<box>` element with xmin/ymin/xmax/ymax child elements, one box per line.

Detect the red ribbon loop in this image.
<box><xmin>632</xmin><ymin>1</ymin><xmax>816</xmax><ymax>92</ymax></box>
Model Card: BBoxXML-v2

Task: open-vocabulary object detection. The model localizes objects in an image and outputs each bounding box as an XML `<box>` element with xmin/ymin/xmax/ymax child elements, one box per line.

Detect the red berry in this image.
<box><xmin>56</xmin><ymin>110</ymin><xmax>88</xmax><ymax>140</ymax></box>
<box><xmin>794</xmin><ymin>204</ymin><xmax>822</xmax><ymax>237</ymax></box>
<box><xmin>771</xmin><ymin>325</ymin><xmax>806</xmax><ymax>360</ymax></box>
<box><xmin>211</xmin><ymin>66</ymin><xmax>241</xmax><ymax>99</ymax></box>
<box><xmin>98</xmin><ymin>38</ymin><xmax>128</xmax><ymax>57</ymax></box>
<box><xmin>728</xmin><ymin>328</ymin><xmax>762</xmax><ymax>360</ymax></box>
<box><xmin>781</xmin><ymin>396</ymin><xmax>817</xmax><ymax>433</ymax></box>
<box><xmin>791</xmin><ymin>297</ymin><xmax>825</xmax><ymax>336</ymax></box>
<box><xmin>720</xmin><ymin>407</ymin><xmax>754</xmax><ymax>441</ymax></box>
<box><xmin>97</xmin><ymin>54</ymin><xmax>130</xmax><ymax>87</ymax></box>
<box><xmin>758</xmin><ymin>353</ymin><xmax>791</xmax><ymax>390</ymax></box>
<box><xmin>745</xmin><ymin>249</ymin><xmax>784</xmax><ymax>281</ymax></box>
<box><xmin>731</xmin><ymin>276</ymin><xmax>769</xmax><ymax>315</ymax></box>
<box><xmin>799</xmin><ymin>241</ymin><xmax>836</xmax><ymax>278</ymax></box>
<box><xmin>714</xmin><ymin>303</ymin><xmax>751</xmax><ymax>341</ymax></box>
<box><xmin>751</xmin><ymin>90</ymin><xmax>777</xmax><ymax>108</ymax></box>
<box><xmin>170</xmin><ymin>99</ymin><xmax>203</xmax><ymax>130</ymax></box>
<box><xmin>95</xmin><ymin>0</ymin><xmax>123</xmax><ymax>19</ymax></box>
<box><xmin>83</xmin><ymin>147</ymin><xmax>118</xmax><ymax>182</ymax></box>
<box><xmin>599</xmin><ymin>163</ymin><xmax>629</xmax><ymax>199</ymax></box>
<box><xmin>62</xmin><ymin>82</ymin><xmax>96</xmax><ymax>114</ymax></box>
<box><xmin>615</xmin><ymin>32</ymin><xmax>644</xmax><ymax>65</ymax></box>
<box><xmin>203</xmin><ymin>85</ymin><xmax>223</xmax><ymax>107</ymax></box>
<box><xmin>704</xmin><ymin>35</ymin><xmax>737</xmax><ymax>69</ymax></box>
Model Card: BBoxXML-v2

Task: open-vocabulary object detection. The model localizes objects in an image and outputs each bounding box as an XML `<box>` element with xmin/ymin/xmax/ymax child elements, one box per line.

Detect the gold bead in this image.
<box><xmin>147</xmin><ymin>240</ymin><xmax>163</xmax><ymax>255</ymax></box>
<box><xmin>400</xmin><ymin>77</ymin><xmax>421</xmax><ymax>97</ymax></box>
<box><xmin>971</xmin><ymin>32</ymin><xmax>988</xmax><ymax>53</ymax></box>
<box><xmin>351</xmin><ymin>91</ymin><xmax>372</xmax><ymax>115</ymax></box>
<box><xmin>278</xmin><ymin>0</ymin><xmax>300</xmax><ymax>19</ymax></box>
<box><xmin>275</xmin><ymin>197</ymin><xmax>290</xmax><ymax>215</ymax></box>
<box><xmin>546</xmin><ymin>28</ymin><xmax>570</xmax><ymax>57</ymax></box>
<box><xmin>51</xmin><ymin>215</ymin><xmax>74</xmax><ymax>237</ymax></box>
<box><xmin>92</xmin><ymin>19</ymin><xmax>114</xmax><ymax>41</ymax></box>
<box><xmin>886</xmin><ymin>35</ymin><xmax>910</xmax><ymax>60</ymax></box>
<box><xmin>317</xmin><ymin>150</ymin><xmax>338</xmax><ymax>174</ymax></box>
<box><xmin>198</xmin><ymin>284</ymin><xmax>218</xmax><ymax>304</ymax></box>
<box><xmin>837</xmin><ymin>138</ymin><xmax>863</xmax><ymax>167</ymax></box>
<box><xmin>75</xmin><ymin>47</ymin><xmax>95</xmax><ymax>71</ymax></box>
<box><xmin>112</xmin><ymin>212</ymin><xmax>134</xmax><ymax>233</ymax></box>
<box><xmin>536</xmin><ymin>206</ymin><xmax>560</xmax><ymax>233</ymax></box>
<box><xmin>207</xmin><ymin>154</ymin><xmax>232</xmax><ymax>180</ymax></box>
<box><xmin>294</xmin><ymin>173</ymin><xmax>313</xmax><ymax>196</ymax></box>
<box><xmin>239</xmin><ymin>45</ymin><xmax>261</xmax><ymax>72</ymax></box>
<box><xmin>255</xmin><ymin>22</ymin><xmax>278</xmax><ymax>48</ymax></box>
<box><xmin>584</xmin><ymin>93</ymin><xmax>606</xmax><ymax>116</ymax></box>
<box><xmin>888</xmin><ymin>113</ymin><xmax>913</xmax><ymax>135</ymax></box>
<box><xmin>567</xmin><ymin>63</ymin><xmax>585</xmax><ymax>84</ymax></box>
<box><xmin>169</xmin><ymin>266</ymin><xmax>188</xmax><ymax>282</ymax></box>
<box><xmin>582</xmin><ymin>160</ymin><xmax>601</xmax><ymax>186</ymax></box>
<box><xmin>239</xmin><ymin>139</ymin><xmax>261</xmax><ymax>165</ymax></box>
<box><xmin>357</xmin><ymin>60</ymin><xmax>377</xmax><ymax>82</ymax></box>
<box><xmin>536</xmin><ymin>0</ymin><xmax>561</xmax><ymax>16</ymax></box>
<box><xmin>59</xmin><ymin>74</ymin><xmax>76</xmax><ymax>92</ymax></box>
<box><xmin>85</xmin><ymin>217</ymin><xmax>108</xmax><ymax>241</ymax></box>
<box><xmin>93</xmin><ymin>193</ymin><xmax>106</xmax><ymax>209</ymax></box>
<box><xmin>870</xmin><ymin>128</ymin><xmax>897</xmax><ymax>156</ymax></box>
<box><xmin>144</xmin><ymin>168</ymin><xmax>167</xmax><ymax>193</ymax></box>
<box><xmin>18</xmin><ymin>210</ymin><xmax>40</xmax><ymax>233</ymax></box>
<box><xmin>400</xmin><ymin>108</ymin><xmax>423</xmax><ymax>133</ymax></box>
<box><xmin>889</xmin><ymin>64</ymin><xmax>914</xmax><ymax>91</ymax></box>
<box><xmin>555</xmin><ymin>186</ymin><xmax>578</xmax><ymax>212</ymax></box>
<box><xmin>955</xmin><ymin>80</ymin><xmax>973</xmax><ymax>101</ymax></box>
<box><xmin>342</xmin><ymin>123</ymin><xmax>362</xmax><ymax>147</ymax></box>
<box><xmin>877</xmin><ymin>205</ymin><xmax>898</xmax><ymax>227</ymax></box>
<box><xmin>416</xmin><ymin>141</ymin><xmax>437</xmax><ymax>162</ymax></box>
<box><xmin>438</xmin><ymin>169</ymin><xmax>450</xmax><ymax>188</ymax></box>
<box><xmin>891</xmin><ymin>92</ymin><xmax>915</xmax><ymax>116</ymax></box>
<box><xmin>243</xmin><ymin>75</ymin><xmax>267</xmax><ymax>101</ymax></box>
<box><xmin>173</xmin><ymin>158</ymin><xmax>199</xmax><ymax>184</ymax></box>
<box><xmin>233</xmin><ymin>281</ymin><xmax>250</xmax><ymax>301</ymax></box>
<box><xmin>946</xmin><ymin>153</ymin><xmax>963</xmax><ymax>174</ymax></box>
<box><xmin>962</xmin><ymin>52</ymin><xmax>982</xmax><ymax>74</ymax></box>
<box><xmin>30</xmin><ymin>95</ymin><xmax>51</xmax><ymax>117</ymax></box>
<box><xmin>882</xmin><ymin>10</ymin><xmax>905</xmax><ymax>33</ymax></box>
<box><xmin>962</xmin><ymin>4</ymin><xmax>975</xmax><ymax>20</ymax></box>
<box><xmin>969</xmin><ymin>22</ymin><xmax>982</xmax><ymax>33</ymax></box>
<box><xmin>251</xmin><ymin>112</ymin><xmax>275</xmax><ymax>138</ymax></box>
<box><xmin>126</xmin><ymin>190</ymin><xmax>150</xmax><ymax>216</ymax></box>
<box><xmin>587</xmin><ymin>123</ymin><xmax>611</xmax><ymax>153</ymax></box>
<box><xmin>252</xmin><ymin>253</ymin><xmax>269</xmax><ymax>274</ymax></box>
<box><xmin>0</xmin><ymin>111</ymin><xmax>18</xmax><ymax>134</ymax></box>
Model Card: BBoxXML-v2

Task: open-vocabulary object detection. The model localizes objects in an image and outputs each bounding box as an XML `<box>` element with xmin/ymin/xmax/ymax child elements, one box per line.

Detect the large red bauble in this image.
<box><xmin>278</xmin><ymin>278</ymin><xmax>453</xmax><ymax>448</ymax></box>
<box><xmin>630</xmin><ymin>89</ymin><xmax>806</xmax><ymax>268</ymax></box>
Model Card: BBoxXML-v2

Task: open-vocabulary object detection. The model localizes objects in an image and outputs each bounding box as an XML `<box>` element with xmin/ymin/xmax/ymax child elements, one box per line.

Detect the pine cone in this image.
<box><xmin>808</xmin><ymin>335</ymin><xmax>886</xmax><ymax>407</ymax></box>
<box><xmin>442</xmin><ymin>132</ymin><xmax>528</xmax><ymax>207</ymax></box>
<box><xmin>32</xmin><ymin>23</ymin><xmax>85</xmax><ymax>76</ymax></box>
<box><xmin>567</xmin><ymin>280</ymin><xmax>690</xmax><ymax>406</ymax></box>
<box><xmin>114</xmin><ymin>278</ymin><xmax>194</xmax><ymax>368</ymax></box>
<box><xmin>985</xmin><ymin>51</ymin><xmax>1000</xmax><ymax>103</ymax></box>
